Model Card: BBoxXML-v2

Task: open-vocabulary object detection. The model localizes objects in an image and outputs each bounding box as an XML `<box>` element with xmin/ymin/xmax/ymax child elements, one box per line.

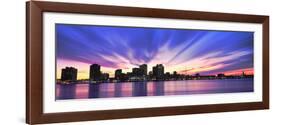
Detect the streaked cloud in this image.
<box><xmin>56</xmin><ymin>24</ymin><xmax>254</xmax><ymax>79</ymax></box>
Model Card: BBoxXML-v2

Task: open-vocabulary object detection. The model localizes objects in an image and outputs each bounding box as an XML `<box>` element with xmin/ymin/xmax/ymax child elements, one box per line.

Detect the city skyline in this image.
<box><xmin>59</xmin><ymin>63</ymin><xmax>253</xmax><ymax>82</ymax></box>
<box><xmin>56</xmin><ymin>24</ymin><xmax>254</xmax><ymax>80</ymax></box>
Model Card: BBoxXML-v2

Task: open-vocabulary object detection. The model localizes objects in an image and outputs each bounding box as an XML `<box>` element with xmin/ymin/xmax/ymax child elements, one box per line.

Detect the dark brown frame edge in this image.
<box><xmin>26</xmin><ymin>1</ymin><xmax>269</xmax><ymax>124</ymax></box>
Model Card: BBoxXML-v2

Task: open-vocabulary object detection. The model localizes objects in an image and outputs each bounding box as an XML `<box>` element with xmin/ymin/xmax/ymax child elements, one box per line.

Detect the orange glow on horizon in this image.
<box><xmin>57</xmin><ymin>50</ymin><xmax>254</xmax><ymax>80</ymax></box>
<box><xmin>223</xmin><ymin>68</ymin><xmax>254</xmax><ymax>76</ymax></box>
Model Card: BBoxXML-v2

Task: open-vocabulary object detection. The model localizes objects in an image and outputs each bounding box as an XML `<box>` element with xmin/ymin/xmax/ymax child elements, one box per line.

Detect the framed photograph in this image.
<box><xmin>26</xmin><ymin>1</ymin><xmax>269</xmax><ymax>124</ymax></box>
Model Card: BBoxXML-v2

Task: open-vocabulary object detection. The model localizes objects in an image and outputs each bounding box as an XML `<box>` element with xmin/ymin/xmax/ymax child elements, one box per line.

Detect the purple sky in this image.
<box><xmin>56</xmin><ymin>24</ymin><xmax>254</xmax><ymax>79</ymax></box>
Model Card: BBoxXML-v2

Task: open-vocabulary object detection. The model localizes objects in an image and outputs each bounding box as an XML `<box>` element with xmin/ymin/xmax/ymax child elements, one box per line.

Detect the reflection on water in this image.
<box><xmin>56</xmin><ymin>79</ymin><xmax>253</xmax><ymax>100</ymax></box>
<box><xmin>133</xmin><ymin>82</ymin><xmax>147</xmax><ymax>96</ymax></box>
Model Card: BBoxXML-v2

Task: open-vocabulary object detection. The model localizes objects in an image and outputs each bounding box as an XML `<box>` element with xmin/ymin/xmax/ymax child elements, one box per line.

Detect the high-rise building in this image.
<box><xmin>61</xmin><ymin>67</ymin><xmax>77</xmax><ymax>81</ymax></box>
<box><xmin>139</xmin><ymin>64</ymin><xmax>147</xmax><ymax>76</ymax></box>
<box><xmin>115</xmin><ymin>69</ymin><xmax>122</xmax><ymax>80</ymax></box>
<box><xmin>152</xmin><ymin>64</ymin><xmax>164</xmax><ymax>80</ymax></box>
<box><xmin>132</xmin><ymin>68</ymin><xmax>141</xmax><ymax>77</ymax></box>
<box><xmin>148</xmin><ymin>71</ymin><xmax>153</xmax><ymax>76</ymax></box>
<box><xmin>173</xmin><ymin>71</ymin><xmax>178</xmax><ymax>80</ymax></box>
<box><xmin>152</xmin><ymin>66</ymin><xmax>157</xmax><ymax>78</ymax></box>
<box><xmin>89</xmin><ymin>64</ymin><xmax>101</xmax><ymax>81</ymax></box>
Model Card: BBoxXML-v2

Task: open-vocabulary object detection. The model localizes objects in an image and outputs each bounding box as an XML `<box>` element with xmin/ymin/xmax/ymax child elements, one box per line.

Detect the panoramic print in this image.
<box><xmin>55</xmin><ymin>24</ymin><xmax>254</xmax><ymax>100</ymax></box>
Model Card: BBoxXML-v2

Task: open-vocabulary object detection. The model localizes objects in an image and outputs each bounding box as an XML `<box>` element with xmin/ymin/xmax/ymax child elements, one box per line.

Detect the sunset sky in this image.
<box><xmin>56</xmin><ymin>24</ymin><xmax>254</xmax><ymax>80</ymax></box>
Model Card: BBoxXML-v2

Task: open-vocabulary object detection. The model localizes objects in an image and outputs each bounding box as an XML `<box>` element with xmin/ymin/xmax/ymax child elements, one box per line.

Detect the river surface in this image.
<box><xmin>56</xmin><ymin>79</ymin><xmax>253</xmax><ymax>100</ymax></box>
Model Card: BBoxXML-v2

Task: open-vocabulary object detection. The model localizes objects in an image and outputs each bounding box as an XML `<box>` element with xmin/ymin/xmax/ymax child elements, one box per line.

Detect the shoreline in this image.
<box><xmin>56</xmin><ymin>77</ymin><xmax>254</xmax><ymax>85</ymax></box>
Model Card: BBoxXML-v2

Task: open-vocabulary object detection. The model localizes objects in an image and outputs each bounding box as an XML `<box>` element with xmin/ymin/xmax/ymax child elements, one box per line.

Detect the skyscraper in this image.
<box><xmin>148</xmin><ymin>71</ymin><xmax>153</xmax><ymax>76</ymax></box>
<box><xmin>115</xmin><ymin>69</ymin><xmax>122</xmax><ymax>80</ymax></box>
<box><xmin>152</xmin><ymin>64</ymin><xmax>165</xmax><ymax>80</ymax></box>
<box><xmin>90</xmin><ymin>64</ymin><xmax>101</xmax><ymax>81</ymax></box>
<box><xmin>61</xmin><ymin>67</ymin><xmax>78</xmax><ymax>81</ymax></box>
<box><xmin>132</xmin><ymin>68</ymin><xmax>141</xmax><ymax>77</ymax></box>
<box><xmin>139</xmin><ymin>64</ymin><xmax>147</xmax><ymax>76</ymax></box>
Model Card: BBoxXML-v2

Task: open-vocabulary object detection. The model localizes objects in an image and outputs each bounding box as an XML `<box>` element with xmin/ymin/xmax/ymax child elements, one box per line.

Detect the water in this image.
<box><xmin>56</xmin><ymin>79</ymin><xmax>253</xmax><ymax>100</ymax></box>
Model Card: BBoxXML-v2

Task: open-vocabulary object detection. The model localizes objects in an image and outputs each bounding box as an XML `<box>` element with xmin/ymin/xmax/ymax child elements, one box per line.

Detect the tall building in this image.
<box><xmin>132</xmin><ymin>68</ymin><xmax>141</xmax><ymax>77</ymax></box>
<box><xmin>139</xmin><ymin>64</ymin><xmax>147</xmax><ymax>76</ymax></box>
<box><xmin>148</xmin><ymin>71</ymin><xmax>153</xmax><ymax>80</ymax></box>
<box><xmin>61</xmin><ymin>67</ymin><xmax>77</xmax><ymax>81</ymax></box>
<box><xmin>89</xmin><ymin>64</ymin><xmax>101</xmax><ymax>81</ymax></box>
<box><xmin>173</xmin><ymin>71</ymin><xmax>178</xmax><ymax>79</ymax></box>
<box><xmin>152</xmin><ymin>64</ymin><xmax>164</xmax><ymax>80</ymax></box>
<box><xmin>115</xmin><ymin>69</ymin><xmax>122</xmax><ymax>80</ymax></box>
<box><xmin>148</xmin><ymin>71</ymin><xmax>153</xmax><ymax>76</ymax></box>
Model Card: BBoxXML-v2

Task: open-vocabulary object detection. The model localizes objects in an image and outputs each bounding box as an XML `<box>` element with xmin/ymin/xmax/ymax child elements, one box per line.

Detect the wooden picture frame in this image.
<box><xmin>26</xmin><ymin>1</ymin><xmax>269</xmax><ymax>124</ymax></box>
